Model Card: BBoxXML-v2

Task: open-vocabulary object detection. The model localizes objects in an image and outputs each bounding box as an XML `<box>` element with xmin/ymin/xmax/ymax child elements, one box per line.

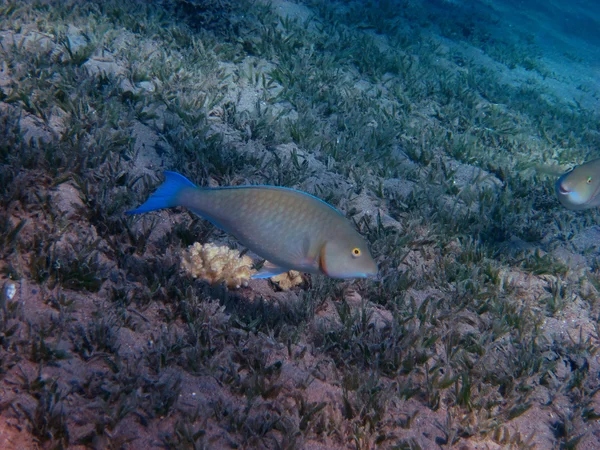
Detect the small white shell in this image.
<box><xmin>5</xmin><ymin>283</ymin><xmax>16</xmax><ymax>300</ymax></box>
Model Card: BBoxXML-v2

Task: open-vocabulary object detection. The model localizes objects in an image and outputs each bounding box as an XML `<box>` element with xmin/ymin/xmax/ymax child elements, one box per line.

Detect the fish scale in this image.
<box><xmin>127</xmin><ymin>171</ymin><xmax>378</xmax><ymax>279</ymax></box>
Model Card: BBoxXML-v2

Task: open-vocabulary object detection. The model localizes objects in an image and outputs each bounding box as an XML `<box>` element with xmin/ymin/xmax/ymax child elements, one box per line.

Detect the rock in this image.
<box><xmin>383</xmin><ymin>178</ymin><xmax>416</xmax><ymax>199</ymax></box>
<box><xmin>51</xmin><ymin>183</ymin><xmax>85</xmax><ymax>219</ymax></box>
<box><xmin>444</xmin><ymin>158</ymin><xmax>503</xmax><ymax>192</ymax></box>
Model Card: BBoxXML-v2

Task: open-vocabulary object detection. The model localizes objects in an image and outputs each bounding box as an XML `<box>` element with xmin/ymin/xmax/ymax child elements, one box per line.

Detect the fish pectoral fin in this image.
<box><xmin>288</xmin><ymin>236</ymin><xmax>319</xmax><ymax>270</ymax></box>
<box><xmin>252</xmin><ymin>261</ymin><xmax>288</xmax><ymax>279</ymax></box>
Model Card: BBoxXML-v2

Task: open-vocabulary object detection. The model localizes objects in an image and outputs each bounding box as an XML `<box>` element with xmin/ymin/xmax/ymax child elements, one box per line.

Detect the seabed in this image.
<box><xmin>0</xmin><ymin>0</ymin><xmax>599</xmax><ymax>448</ymax></box>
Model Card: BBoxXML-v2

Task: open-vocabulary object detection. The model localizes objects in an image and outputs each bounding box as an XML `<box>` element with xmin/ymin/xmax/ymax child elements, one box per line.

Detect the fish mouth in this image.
<box><xmin>558</xmin><ymin>184</ymin><xmax>570</xmax><ymax>195</ymax></box>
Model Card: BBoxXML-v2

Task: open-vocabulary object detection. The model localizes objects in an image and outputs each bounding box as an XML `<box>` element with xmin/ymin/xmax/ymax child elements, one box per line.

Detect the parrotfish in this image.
<box><xmin>127</xmin><ymin>171</ymin><xmax>378</xmax><ymax>279</ymax></box>
<box><xmin>555</xmin><ymin>158</ymin><xmax>600</xmax><ymax>210</ymax></box>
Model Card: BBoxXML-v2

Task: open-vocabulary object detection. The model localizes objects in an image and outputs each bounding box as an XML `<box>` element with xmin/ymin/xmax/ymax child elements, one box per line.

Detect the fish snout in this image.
<box><xmin>363</xmin><ymin>258</ymin><xmax>379</xmax><ymax>279</ymax></box>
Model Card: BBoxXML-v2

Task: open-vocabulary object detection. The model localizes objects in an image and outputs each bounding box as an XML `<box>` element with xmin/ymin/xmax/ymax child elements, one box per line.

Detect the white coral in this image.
<box><xmin>181</xmin><ymin>243</ymin><xmax>255</xmax><ymax>289</ymax></box>
<box><xmin>270</xmin><ymin>270</ymin><xmax>303</xmax><ymax>291</ymax></box>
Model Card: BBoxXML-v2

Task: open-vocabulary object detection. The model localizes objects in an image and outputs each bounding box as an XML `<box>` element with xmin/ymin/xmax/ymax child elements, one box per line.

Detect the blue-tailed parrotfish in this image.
<box><xmin>555</xmin><ymin>158</ymin><xmax>600</xmax><ymax>210</ymax></box>
<box><xmin>127</xmin><ymin>171</ymin><xmax>378</xmax><ymax>279</ymax></box>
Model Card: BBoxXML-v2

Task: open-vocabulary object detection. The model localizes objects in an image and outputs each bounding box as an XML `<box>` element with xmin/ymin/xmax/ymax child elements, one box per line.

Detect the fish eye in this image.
<box><xmin>352</xmin><ymin>248</ymin><xmax>361</xmax><ymax>257</ymax></box>
<box><xmin>587</xmin><ymin>176</ymin><xmax>593</xmax><ymax>184</ymax></box>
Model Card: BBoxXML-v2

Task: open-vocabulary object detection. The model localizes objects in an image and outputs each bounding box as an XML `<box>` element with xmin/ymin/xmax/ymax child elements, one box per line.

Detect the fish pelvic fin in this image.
<box><xmin>126</xmin><ymin>171</ymin><xmax>197</xmax><ymax>215</ymax></box>
<box><xmin>252</xmin><ymin>261</ymin><xmax>289</xmax><ymax>279</ymax></box>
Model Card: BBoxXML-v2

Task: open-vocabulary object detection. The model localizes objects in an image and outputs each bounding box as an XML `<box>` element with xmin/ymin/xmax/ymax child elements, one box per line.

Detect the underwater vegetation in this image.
<box><xmin>0</xmin><ymin>0</ymin><xmax>599</xmax><ymax>448</ymax></box>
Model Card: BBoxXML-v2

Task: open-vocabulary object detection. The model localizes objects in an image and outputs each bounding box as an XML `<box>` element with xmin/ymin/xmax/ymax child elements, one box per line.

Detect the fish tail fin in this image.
<box><xmin>126</xmin><ymin>171</ymin><xmax>197</xmax><ymax>215</ymax></box>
